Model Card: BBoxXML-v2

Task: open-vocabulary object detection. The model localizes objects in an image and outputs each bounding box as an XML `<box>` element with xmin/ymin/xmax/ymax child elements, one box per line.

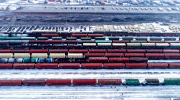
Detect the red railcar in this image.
<box><xmin>124</xmin><ymin>33</ymin><xmax>137</xmax><ymax>36</ymax></box>
<box><xmin>125</xmin><ymin>53</ymin><xmax>145</xmax><ymax>57</ymax></box>
<box><xmin>107</xmin><ymin>49</ymin><xmax>126</xmax><ymax>53</ymax></box>
<box><xmin>89</xmin><ymin>49</ymin><xmax>107</xmax><ymax>53</ymax></box>
<box><xmin>146</xmin><ymin>49</ymin><xmax>163</xmax><ymax>53</ymax></box>
<box><xmin>0</xmin><ymin>63</ymin><xmax>13</xmax><ymax>69</ymax></box>
<box><xmin>13</xmin><ymin>63</ymin><xmax>35</xmax><ymax>69</ymax></box>
<box><xmin>29</xmin><ymin>49</ymin><xmax>48</xmax><ymax>53</ymax></box>
<box><xmin>98</xmin><ymin>79</ymin><xmax>122</xmax><ymax>85</ymax></box>
<box><xmin>23</xmin><ymin>79</ymin><xmax>46</xmax><ymax>86</ymax></box>
<box><xmin>11</xmin><ymin>49</ymin><xmax>30</xmax><ymax>53</ymax></box>
<box><xmin>125</xmin><ymin>63</ymin><xmax>147</xmax><ymax>69</ymax></box>
<box><xmin>103</xmin><ymin>63</ymin><xmax>124</xmax><ymax>69</ymax></box>
<box><xmin>46</xmin><ymin>79</ymin><xmax>71</xmax><ymax>85</ymax></box>
<box><xmin>61</xmin><ymin>40</ymin><xmax>77</xmax><ymax>44</ymax></box>
<box><xmin>89</xmin><ymin>57</ymin><xmax>108</xmax><ymax>63</ymax></box>
<box><xmin>71</xmin><ymin>34</ymin><xmax>87</xmax><ymax>38</ymax></box>
<box><xmin>163</xmin><ymin>33</ymin><xmax>176</xmax><ymax>36</ymax></box>
<box><xmin>0</xmin><ymin>49</ymin><xmax>11</xmax><ymax>53</ymax></box>
<box><xmin>59</xmin><ymin>63</ymin><xmax>80</xmax><ymax>69</ymax></box>
<box><xmin>165</xmin><ymin>53</ymin><xmax>180</xmax><ymax>59</ymax></box>
<box><xmin>44</xmin><ymin>40</ymin><xmax>62</xmax><ymax>44</ymax></box>
<box><xmin>29</xmin><ymin>40</ymin><xmax>45</xmax><ymax>43</ymax></box>
<box><xmin>163</xmin><ymin>49</ymin><xmax>179</xmax><ymax>53</ymax></box>
<box><xmin>127</xmin><ymin>49</ymin><xmax>146</xmax><ymax>53</ymax></box>
<box><xmin>36</xmin><ymin>63</ymin><xmax>58</xmax><ymax>69</ymax></box>
<box><xmin>130</xmin><ymin>57</ymin><xmax>148</xmax><ymax>63</ymax></box>
<box><xmin>88</xmin><ymin>34</ymin><xmax>104</xmax><ymax>38</ymax></box>
<box><xmin>148</xmin><ymin>41</ymin><xmax>164</xmax><ymax>43</ymax></box>
<box><xmin>81</xmin><ymin>63</ymin><xmax>102</xmax><ymax>69</ymax></box>
<box><xmin>113</xmin><ymin>40</ymin><xmax>129</xmax><ymax>43</ymax></box>
<box><xmin>137</xmin><ymin>33</ymin><xmax>150</xmax><ymax>36</ymax></box>
<box><xmin>0</xmin><ymin>80</ymin><xmax>22</xmax><ymax>86</ymax></box>
<box><xmin>109</xmin><ymin>58</ymin><xmax>129</xmax><ymax>63</ymax></box>
<box><xmin>169</xmin><ymin>63</ymin><xmax>180</xmax><ymax>68</ymax></box>
<box><xmin>145</xmin><ymin>53</ymin><xmax>165</xmax><ymax>59</ymax></box>
<box><xmin>49</xmin><ymin>49</ymin><xmax>68</xmax><ymax>54</ymax></box>
<box><xmin>105</xmin><ymin>53</ymin><xmax>124</xmax><ymax>57</ymax></box>
<box><xmin>69</xmin><ymin>49</ymin><xmax>88</xmax><ymax>53</ymax></box>
<box><xmin>85</xmin><ymin>53</ymin><xmax>104</xmax><ymax>58</ymax></box>
<box><xmin>73</xmin><ymin>79</ymin><xmax>96</xmax><ymax>85</ymax></box>
<box><xmin>42</xmin><ymin>34</ymin><xmax>59</xmax><ymax>37</ymax></box>
<box><xmin>148</xmin><ymin>63</ymin><xmax>168</xmax><ymax>69</ymax></box>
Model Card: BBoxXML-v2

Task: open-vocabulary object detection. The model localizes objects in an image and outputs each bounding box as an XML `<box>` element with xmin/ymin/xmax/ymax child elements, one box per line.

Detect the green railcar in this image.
<box><xmin>164</xmin><ymin>78</ymin><xmax>180</xmax><ymax>85</ymax></box>
<box><xmin>24</xmin><ymin>58</ymin><xmax>31</xmax><ymax>63</ymax></box>
<box><xmin>0</xmin><ymin>37</ymin><xmax>6</xmax><ymax>40</ymax></box>
<box><xmin>95</xmin><ymin>40</ymin><xmax>112</xmax><ymax>43</ymax></box>
<box><xmin>5</xmin><ymin>37</ymin><xmax>21</xmax><ymax>40</ymax></box>
<box><xmin>122</xmin><ymin>37</ymin><xmax>133</xmax><ymax>40</ymax></box>
<box><xmin>145</xmin><ymin>79</ymin><xmax>159</xmax><ymax>85</ymax></box>
<box><xmin>125</xmin><ymin>79</ymin><xmax>140</xmax><ymax>85</ymax></box>
<box><xmin>37</xmin><ymin>37</ymin><xmax>48</xmax><ymax>40</ymax></box>
<box><xmin>31</xmin><ymin>58</ymin><xmax>38</xmax><ymax>63</ymax></box>
<box><xmin>149</xmin><ymin>37</ymin><xmax>162</xmax><ymax>40</ymax></box>
<box><xmin>135</xmin><ymin>37</ymin><xmax>147</xmax><ymax>40</ymax></box>
<box><xmin>21</xmin><ymin>37</ymin><xmax>36</xmax><ymax>40</ymax></box>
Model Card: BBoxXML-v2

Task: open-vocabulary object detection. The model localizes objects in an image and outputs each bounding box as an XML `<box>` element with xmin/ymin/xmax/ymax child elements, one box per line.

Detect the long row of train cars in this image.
<box><xmin>0</xmin><ymin>52</ymin><xmax>180</xmax><ymax>59</ymax></box>
<box><xmin>0</xmin><ymin>63</ymin><xmax>180</xmax><ymax>69</ymax></box>
<box><xmin>0</xmin><ymin>78</ymin><xmax>180</xmax><ymax>86</ymax></box>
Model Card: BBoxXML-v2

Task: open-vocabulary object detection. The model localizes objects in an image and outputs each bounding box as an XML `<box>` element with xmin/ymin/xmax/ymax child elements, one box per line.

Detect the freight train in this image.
<box><xmin>0</xmin><ymin>78</ymin><xmax>180</xmax><ymax>86</ymax></box>
<box><xmin>0</xmin><ymin>62</ymin><xmax>180</xmax><ymax>69</ymax></box>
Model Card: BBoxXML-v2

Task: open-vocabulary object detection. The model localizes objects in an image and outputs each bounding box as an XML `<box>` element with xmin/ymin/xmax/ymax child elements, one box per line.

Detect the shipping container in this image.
<box><xmin>98</xmin><ymin>79</ymin><xmax>122</xmax><ymax>85</ymax></box>
<box><xmin>23</xmin><ymin>79</ymin><xmax>46</xmax><ymax>86</ymax></box>
<box><xmin>46</xmin><ymin>79</ymin><xmax>71</xmax><ymax>85</ymax></box>
<box><xmin>0</xmin><ymin>80</ymin><xmax>22</xmax><ymax>86</ymax></box>
<box><xmin>59</xmin><ymin>63</ymin><xmax>80</xmax><ymax>69</ymax></box>
<box><xmin>125</xmin><ymin>63</ymin><xmax>147</xmax><ymax>69</ymax></box>
<box><xmin>148</xmin><ymin>63</ymin><xmax>168</xmax><ymax>69</ymax></box>
<box><xmin>36</xmin><ymin>63</ymin><xmax>58</xmax><ymax>69</ymax></box>
<box><xmin>104</xmin><ymin>63</ymin><xmax>124</xmax><ymax>69</ymax></box>
<box><xmin>73</xmin><ymin>79</ymin><xmax>96</xmax><ymax>85</ymax></box>
<box><xmin>81</xmin><ymin>63</ymin><xmax>102</xmax><ymax>69</ymax></box>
